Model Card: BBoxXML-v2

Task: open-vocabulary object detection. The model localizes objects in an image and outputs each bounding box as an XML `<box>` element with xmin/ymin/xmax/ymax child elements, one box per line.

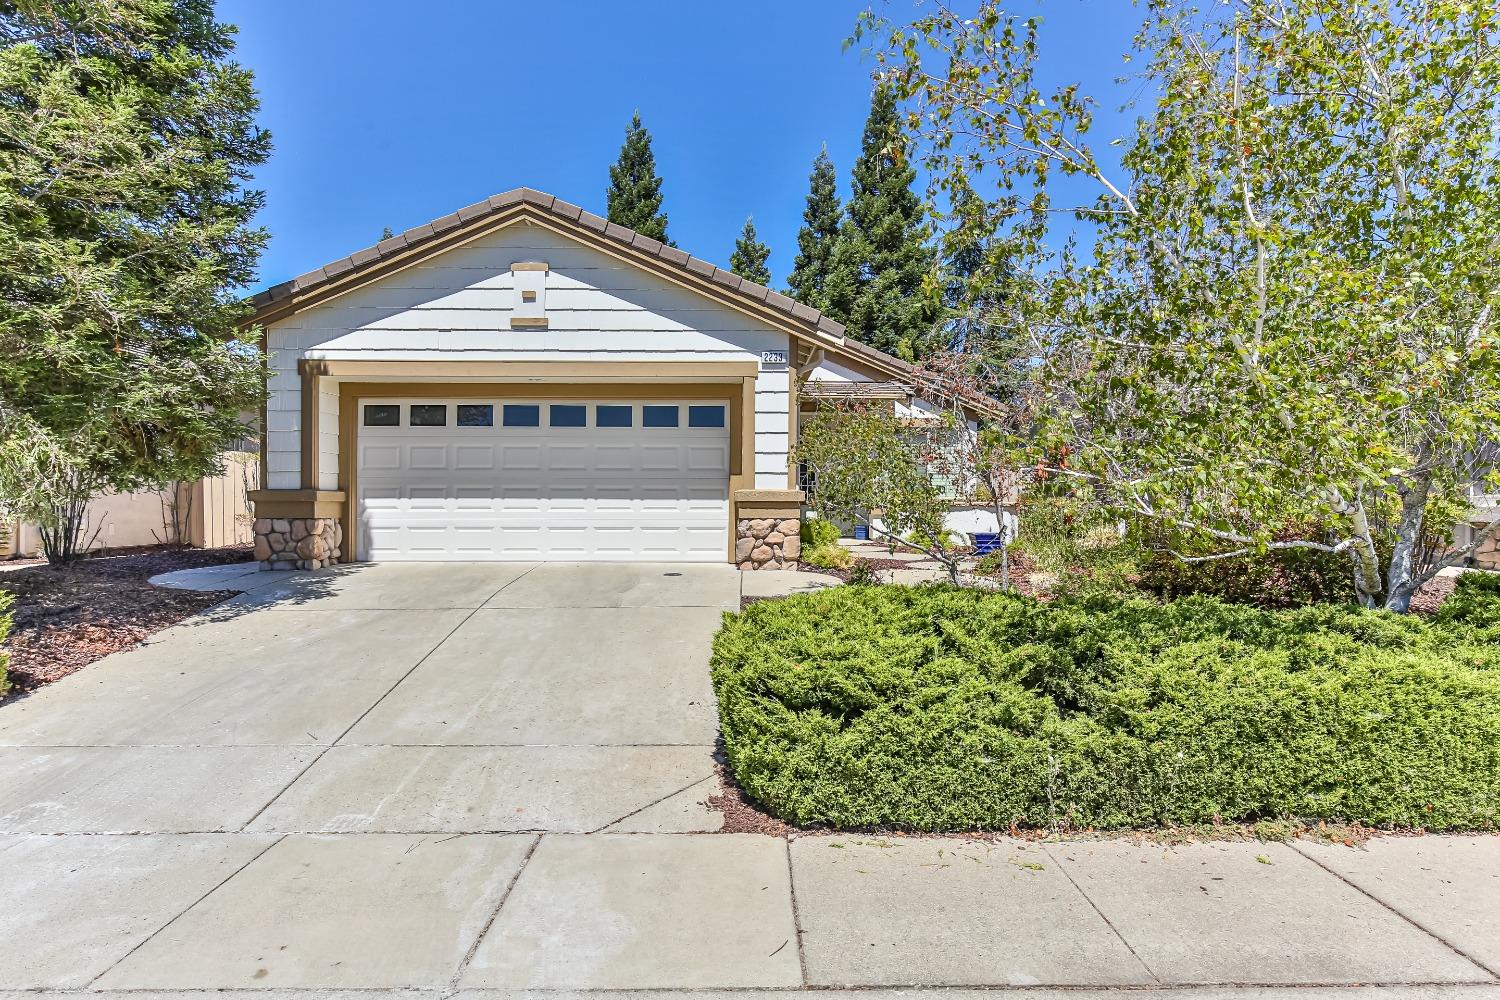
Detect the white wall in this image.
<box><xmin>264</xmin><ymin>223</ymin><xmax>791</xmax><ymax>490</ymax></box>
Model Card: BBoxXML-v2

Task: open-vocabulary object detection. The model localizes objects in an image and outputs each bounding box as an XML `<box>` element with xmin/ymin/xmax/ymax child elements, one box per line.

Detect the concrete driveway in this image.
<box><xmin>1</xmin><ymin>562</ymin><xmax>1498</xmax><ymax>994</ymax></box>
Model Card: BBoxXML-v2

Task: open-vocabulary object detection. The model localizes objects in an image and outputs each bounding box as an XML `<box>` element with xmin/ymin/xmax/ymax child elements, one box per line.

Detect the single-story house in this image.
<box><xmin>245</xmin><ymin>187</ymin><xmax>1000</xmax><ymax>571</ymax></box>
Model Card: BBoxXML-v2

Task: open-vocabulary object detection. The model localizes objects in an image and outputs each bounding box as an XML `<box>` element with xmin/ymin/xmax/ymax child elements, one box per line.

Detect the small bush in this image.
<box><xmin>1014</xmin><ymin>493</ymin><xmax>1141</xmax><ymax>594</ymax></box>
<box><xmin>907</xmin><ymin>527</ymin><xmax>956</xmax><ymax>551</ymax></box>
<box><xmin>711</xmin><ymin>585</ymin><xmax>1500</xmax><ymax>832</ymax></box>
<box><xmin>801</xmin><ymin>518</ymin><xmax>842</xmax><ymax>549</ymax></box>
<box><xmin>1437</xmin><ymin>571</ymin><xmax>1500</xmax><ymax>627</ymax></box>
<box><xmin>0</xmin><ymin>590</ymin><xmax>10</xmax><ymax>698</ymax></box>
<box><xmin>801</xmin><ymin>542</ymin><xmax>852</xmax><ymax>570</ymax></box>
<box><xmin>1135</xmin><ymin>534</ymin><xmax>1355</xmax><ymax>607</ymax></box>
<box><xmin>846</xmin><ymin>560</ymin><xmax>882</xmax><ymax>585</ymax></box>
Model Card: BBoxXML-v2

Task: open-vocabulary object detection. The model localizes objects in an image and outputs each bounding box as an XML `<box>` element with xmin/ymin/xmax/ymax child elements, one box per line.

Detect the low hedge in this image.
<box><xmin>710</xmin><ymin>585</ymin><xmax>1500</xmax><ymax>831</ymax></box>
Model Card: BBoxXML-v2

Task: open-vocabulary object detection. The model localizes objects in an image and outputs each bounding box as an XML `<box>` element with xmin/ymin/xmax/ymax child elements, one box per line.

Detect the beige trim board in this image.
<box><xmin>509</xmin><ymin>317</ymin><xmax>549</xmax><ymax>329</ymax></box>
<box><xmin>249</xmin><ymin>489</ymin><xmax>347</xmax><ymax>520</ymax></box>
<box><xmin>735</xmin><ymin>489</ymin><xmax>805</xmax><ymax>503</ymax></box>
<box><xmin>298</xmin><ymin>359</ymin><xmax>758</xmax><ymax>380</ymax></box>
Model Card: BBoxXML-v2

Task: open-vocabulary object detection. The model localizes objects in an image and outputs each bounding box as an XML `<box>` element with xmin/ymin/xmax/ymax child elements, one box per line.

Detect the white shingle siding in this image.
<box><xmin>262</xmin><ymin>224</ymin><xmax>791</xmax><ymax>489</ymax></box>
<box><xmin>317</xmin><ymin>384</ymin><xmax>340</xmax><ymax>491</ymax></box>
<box><xmin>755</xmin><ymin>362</ymin><xmax>791</xmax><ymax>489</ymax></box>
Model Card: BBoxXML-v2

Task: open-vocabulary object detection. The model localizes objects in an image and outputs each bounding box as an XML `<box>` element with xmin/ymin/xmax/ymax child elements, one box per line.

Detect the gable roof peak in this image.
<box><xmin>244</xmin><ymin>186</ymin><xmax>915</xmax><ymax>381</ymax></box>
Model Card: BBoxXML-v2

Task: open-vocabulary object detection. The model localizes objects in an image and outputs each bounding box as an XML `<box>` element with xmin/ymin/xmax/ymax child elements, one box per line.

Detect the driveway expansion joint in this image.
<box><xmin>83</xmin><ymin>833</ymin><xmax>287</xmax><ymax>988</ymax></box>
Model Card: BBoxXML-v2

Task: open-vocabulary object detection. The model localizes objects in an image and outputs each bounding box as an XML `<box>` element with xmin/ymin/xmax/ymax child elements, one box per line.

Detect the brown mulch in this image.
<box><xmin>708</xmin><ymin>759</ymin><xmax>799</xmax><ymax>836</ymax></box>
<box><xmin>0</xmin><ymin>545</ymin><xmax>253</xmax><ymax>701</ymax></box>
<box><xmin>1409</xmin><ymin>573</ymin><xmax>1458</xmax><ymax>615</ymax></box>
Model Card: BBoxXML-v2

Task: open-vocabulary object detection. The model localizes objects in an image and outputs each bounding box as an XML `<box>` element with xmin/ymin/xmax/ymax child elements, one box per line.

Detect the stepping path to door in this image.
<box><xmin>0</xmin><ymin>562</ymin><xmax>1497</xmax><ymax>994</ymax></box>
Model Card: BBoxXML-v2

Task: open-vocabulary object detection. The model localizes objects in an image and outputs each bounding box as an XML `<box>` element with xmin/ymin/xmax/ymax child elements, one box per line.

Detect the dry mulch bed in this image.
<box><xmin>0</xmin><ymin>545</ymin><xmax>253</xmax><ymax>701</ymax></box>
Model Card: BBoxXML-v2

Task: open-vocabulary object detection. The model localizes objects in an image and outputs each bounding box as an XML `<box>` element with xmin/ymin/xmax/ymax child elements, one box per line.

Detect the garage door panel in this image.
<box><xmin>687</xmin><ymin>445</ymin><xmax>729</xmax><ymax>471</ymax></box>
<box><xmin>453</xmin><ymin>446</ymin><xmax>495</xmax><ymax>470</ymax></box>
<box><xmin>357</xmin><ymin>396</ymin><xmax>731</xmax><ymax>562</ymax></box>
<box><xmin>361</xmin><ymin>445</ymin><xmax>402</xmax><ymax>471</ymax></box>
<box><xmin>500</xmin><ymin>445</ymin><xmax>542</xmax><ymax>470</ymax></box>
<box><xmin>407</xmin><ymin>444</ymin><xmax>449</xmax><ymax>470</ymax></box>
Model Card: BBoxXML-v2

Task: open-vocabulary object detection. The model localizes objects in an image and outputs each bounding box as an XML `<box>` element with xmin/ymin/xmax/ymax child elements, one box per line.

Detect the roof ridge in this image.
<box><xmin>245</xmin><ymin>186</ymin><xmax>912</xmax><ymax>376</ymax></box>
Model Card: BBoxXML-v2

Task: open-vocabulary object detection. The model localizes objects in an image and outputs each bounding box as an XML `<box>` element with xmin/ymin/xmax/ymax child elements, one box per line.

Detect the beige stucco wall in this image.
<box><xmin>0</xmin><ymin>453</ymin><xmax>258</xmax><ymax>557</ymax></box>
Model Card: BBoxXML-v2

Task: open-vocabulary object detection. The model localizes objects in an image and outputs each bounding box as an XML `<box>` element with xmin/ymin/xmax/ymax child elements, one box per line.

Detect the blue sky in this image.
<box><xmin>222</xmin><ymin>1</ymin><xmax>1146</xmax><ymax>294</ymax></box>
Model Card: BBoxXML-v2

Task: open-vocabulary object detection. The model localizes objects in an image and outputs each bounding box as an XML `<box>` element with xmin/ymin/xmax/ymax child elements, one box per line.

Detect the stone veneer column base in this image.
<box><xmin>254</xmin><ymin>517</ymin><xmax>343</xmax><ymax>571</ymax></box>
<box><xmin>736</xmin><ymin>516</ymin><xmax>801</xmax><ymax>570</ymax></box>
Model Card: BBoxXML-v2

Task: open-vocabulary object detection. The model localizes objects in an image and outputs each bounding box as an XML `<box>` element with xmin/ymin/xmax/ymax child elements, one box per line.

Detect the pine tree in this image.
<box><xmin>785</xmin><ymin>146</ymin><xmax>841</xmax><ymax>311</ymax></box>
<box><xmin>728</xmin><ymin>217</ymin><xmax>772</xmax><ymax>286</ymax></box>
<box><xmin>605</xmin><ymin>111</ymin><xmax>671</xmax><ymax>245</ymax></box>
<box><xmin>824</xmin><ymin>86</ymin><xmax>938</xmax><ymax>359</ymax></box>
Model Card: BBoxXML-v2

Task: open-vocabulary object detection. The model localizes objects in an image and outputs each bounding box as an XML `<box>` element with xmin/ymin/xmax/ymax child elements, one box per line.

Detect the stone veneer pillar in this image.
<box><xmin>254</xmin><ymin>517</ymin><xmax>342</xmax><ymax>571</ymax></box>
<box><xmin>735</xmin><ymin>516</ymin><xmax>801</xmax><ymax>570</ymax></box>
<box><xmin>732</xmin><ymin>489</ymin><xmax>805</xmax><ymax>571</ymax></box>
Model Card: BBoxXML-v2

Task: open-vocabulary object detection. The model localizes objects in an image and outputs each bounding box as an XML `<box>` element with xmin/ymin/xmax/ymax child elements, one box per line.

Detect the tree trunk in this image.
<box><xmin>1381</xmin><ymin>474</ymin><xmax>1432</xmax><ymax>614</ymax></box>
<box><xmin>993</xmin><ymin>505</ymin><xmax>1012</xmax><ymax>591</ymax></box>
<box><xmin>1345</xmin><ymin>498</ymin><xmax>1384</xmax><ymax>608</ymax></box>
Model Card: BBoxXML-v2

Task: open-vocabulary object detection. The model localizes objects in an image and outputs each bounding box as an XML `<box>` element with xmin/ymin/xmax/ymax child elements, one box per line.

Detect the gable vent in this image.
<box><xmin>510</xmin><ymin>261</ymin><xmax>548</xmax><ymax>329</ymax></box>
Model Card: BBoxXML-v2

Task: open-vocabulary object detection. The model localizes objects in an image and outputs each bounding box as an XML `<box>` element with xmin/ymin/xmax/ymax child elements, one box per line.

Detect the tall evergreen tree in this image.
<box><xmin>0</xmin><ymin>0</ymin><xmax>270</xmax><ymax>561</ymax></box>
<box><xmin>824</xmin><ymin>86</ymin><xmax>938</xmax><ymax>359</ymax></box>
<box><xmin>728</xmin><ymin>217</ymin><xmax>772</xmax><ymax>286</ymax></box>
<box><xmin>605</xmin><ymin>111</ymin><xmax>671</xmax><ymax>245</ymax></box>
<box><xmin>785</xmin><ymin>146</ymin><xmax>841</xmax><ymax>311</ymax></box>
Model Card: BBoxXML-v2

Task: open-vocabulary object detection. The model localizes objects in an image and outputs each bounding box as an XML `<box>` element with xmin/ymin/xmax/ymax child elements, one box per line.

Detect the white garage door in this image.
<box><xmin>356</xmin><ymin>397</ymin><xmax>730</xmax><ymax>562</ymax></box>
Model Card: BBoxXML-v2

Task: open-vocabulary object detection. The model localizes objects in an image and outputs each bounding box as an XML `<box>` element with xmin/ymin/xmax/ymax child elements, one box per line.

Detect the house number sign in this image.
<box><xmin>760</xmin><ymin>350</ymin><xmax>788</xmax><ymax>366</ymax></box>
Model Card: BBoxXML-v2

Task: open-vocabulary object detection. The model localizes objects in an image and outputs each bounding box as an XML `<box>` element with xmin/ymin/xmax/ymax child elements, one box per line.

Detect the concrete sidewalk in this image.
<box><xmin>0</xmin><ymin>563</ymin><xmax>1496</xmax><ymax>993</ymax></box>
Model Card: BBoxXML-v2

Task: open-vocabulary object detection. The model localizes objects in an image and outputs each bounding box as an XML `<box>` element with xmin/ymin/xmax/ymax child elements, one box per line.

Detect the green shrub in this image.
<box><xmin>801</xmin><ymin>542</ymin><xmax>852</xmax><ymax>570</ymax></box>
<box><xmin>801</xmin><ymin>517</ymin><xmax>842</xmax><ymax>549</ymax></box>
<box><xmin>1014</xmin><ymin>493</ymin><xmax>1141</xmax><ymax>594</ymax></box>
<box><xmin>907</xmin><ymin>526</ymin><xmax>956</xmax><ymax>551</ymax></box>
<box><xmin>1134</xmin><ymin>529</ymin><xmax>1356</xmax><ymax>607</ymax></box>
<box><xmin>711</xmin><ymin>586</ymin><xmax>1500</xmax><ymax>831</ymax></box>
<box><xmin>0</xmin><ymin>590</ymin><xmax>10</xmax><ymax>699</ymax></box>
<box><xmin>1437</xmin><ymin>571</ymin><xmax>1500</xmax><ymax>628</ymax></box>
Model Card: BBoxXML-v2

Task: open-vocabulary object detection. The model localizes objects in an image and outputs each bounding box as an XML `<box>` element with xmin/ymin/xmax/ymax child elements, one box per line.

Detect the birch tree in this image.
<box><xmin>869</xmin><ymin>0</ymin><xmax>1500</xmax><ymax>611</ymax></box>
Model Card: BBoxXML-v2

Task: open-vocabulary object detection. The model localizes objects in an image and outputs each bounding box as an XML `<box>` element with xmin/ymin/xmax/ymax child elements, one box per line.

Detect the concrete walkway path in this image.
<box><xmin>0</xmin><ymin>563</ymin><xmax>1496</xmax><ymax>995</ymax></box>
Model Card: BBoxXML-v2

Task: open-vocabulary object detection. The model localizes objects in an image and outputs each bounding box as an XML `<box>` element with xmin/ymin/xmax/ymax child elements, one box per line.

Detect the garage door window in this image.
<box><xmin>457</xmin><ymin>404</ymin><xmax>494</xmax><ymax>427</ymax></box>
<box><xmin>410</xmin><ymin>404</ymin><xmax>447</xmax><ymax>427</ymax></box>
<box><xmin>688</xmin><ymin>405</ymin><xmax>725</xmax><ymax>428</ymax></box>
<box><xmin>596</xmin><ymin>405</ymin><xmax>633</xmax><ymax>428</ymax></box>
<box><xmin>363</xmin><ymin>404</ymin><xmax>400</xmax><ymax>427</ymax></box>
<box><xmin>503</xmin><ymin>404</ymin><xmax>540</xmax><ymax>427</ymax></box>
<box><xmin>550</xmin><ymin>404</ymin><xmax>587</xmax><ymax>427</ymax></box>
<box><xmin>643</xmin><ymin>405</ymin><xmax>679</xmax><ymax>428</ymax></box>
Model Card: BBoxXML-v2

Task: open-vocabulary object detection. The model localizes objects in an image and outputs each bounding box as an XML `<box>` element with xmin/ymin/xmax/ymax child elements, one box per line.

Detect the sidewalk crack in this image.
<box><xmin>1287</xmin><ymin>839</ymin><xmax>1500</xmax><ymax>981</ymax></box>
<box><xmin>1043</xmin><ymin>842</ymin><xmax>1161</xmax><ymax>984</ymax></box>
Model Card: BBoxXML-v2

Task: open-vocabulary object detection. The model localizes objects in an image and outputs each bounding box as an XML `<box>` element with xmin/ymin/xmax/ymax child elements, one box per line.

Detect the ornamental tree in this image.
<box><xmin>793</xmin><ymin>401</ymin><xmax>969</xmax><ymax>584</ymax></box>
<box><xmin>869</xmin><ymin>0</ymin><xmax>1500</xmax><ymax>611</ymax></box>
<box><xmin>0</xmin><ymin>0</ymin><xmax>270</xmax><ymax>562</ymax></box>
